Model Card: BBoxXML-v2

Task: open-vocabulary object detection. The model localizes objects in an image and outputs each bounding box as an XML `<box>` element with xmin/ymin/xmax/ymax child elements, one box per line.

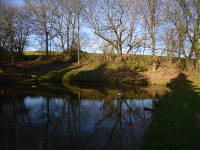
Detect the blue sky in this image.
<box><xmin>13</xmin><ymin>0</ymin><xmax>23</xmax><ymax>5</ymax></box>
<box><xmin>14</xmin><ymin>0</ymin><xmax>23</xmax><ymax>3</ymax></box>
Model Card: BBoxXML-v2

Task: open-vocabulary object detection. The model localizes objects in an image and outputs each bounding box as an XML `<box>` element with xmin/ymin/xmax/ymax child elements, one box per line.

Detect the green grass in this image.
<box><xmin>24</xmin><ymin>51</ymin><xmax>62</xmax><ymax>56</ymax></box>
<box><xmin>62</xmin><ymin>63</ymin><xmax>105</xmax><ymax>82</ymax></box>
<box><xmin>61</xmin><ymin>62</ymin><xmax>149</xmax><ymax>88</ymax></box>
<box><xmin>0</xmin><ymin>69</ymin><xmax>3</xmax><ymax>74</ymax></box>
<box><xmin>62</xmin><ymin>69</ymin><xmax>81</xmax><ymax>82</ymax></box>
<box><xmin>140</xmin><ymin>73</ymin><xmax>200</xmax><ymax>150</ymax></box>
<box><xmin>39</xmin><ymin>64</ymin><xmax>82</xmax><ymax>83</ymax></box>
<box><xmin>40</xmin><ymin>71</ymin><xmax>62</xmax><ymax>82</ymax></box>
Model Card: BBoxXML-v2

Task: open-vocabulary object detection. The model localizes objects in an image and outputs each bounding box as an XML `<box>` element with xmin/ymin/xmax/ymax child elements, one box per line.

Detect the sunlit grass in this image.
<box><xmin>24</xmin><ymin>51</ymin><xmax>62</xmax><ymax>56</ymax></box>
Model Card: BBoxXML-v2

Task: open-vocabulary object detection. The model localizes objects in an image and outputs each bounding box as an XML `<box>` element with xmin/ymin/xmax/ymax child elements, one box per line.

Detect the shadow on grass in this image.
<box><xmin>3</xmin><ymin>56</ymin><xmax>66</xmax><ymax>74</ymax></box>
<box><xmin>69</xmin><ymin>63</ymin><xmax>148</xmax><ymax>88</ymax></box>
<box><xmin>66</xmin><ymin>64</ymin><xmax>115</xmax><ymax>93</ymax></box>
<box><xmin>40</xmin><ymin>65</ymin><xmax>82</xmax><ymax>84</ymax></box>
<box><xmin>140</xmin><ymin>73</ymin><xmax>200</xmax><ymax>150</ymax></box>
<box><xmin>70</xmin><ymin>63</ymin><xmax>108</xmax><ymax>83</ymax></box>
<box><xmin>20</xmin><ymin>62</ymin><xmax>149</xmax><ymax>97</ymax></box>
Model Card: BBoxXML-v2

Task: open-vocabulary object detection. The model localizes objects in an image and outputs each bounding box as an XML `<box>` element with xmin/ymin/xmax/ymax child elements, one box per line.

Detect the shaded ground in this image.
<box><xmin>0</xmin><ymin>55</ymin><xmax>149</xmax><ymax>88</ymax></box>
<box><xmin>3</xmin><ymin>56</ymin><xmax>67</xmax><ymax>74</ymax></box>
<box><xmin>140</xmin><ymin>73</ymin><xmax>200</xmax><ymax>150</ymax></box>
<box><xmin>0</xmin><ymin>56</ymin><xmax>71</xmax><ymax>85</ymax></box>
<box><xmin>63</xmin><ymin>63</ymin><xmax>148</xmax><ymax>88</ymax></box>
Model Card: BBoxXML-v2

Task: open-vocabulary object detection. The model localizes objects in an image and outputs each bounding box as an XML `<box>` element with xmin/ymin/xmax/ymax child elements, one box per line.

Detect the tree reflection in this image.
<box><xmin>0</xmin><ymin>89</ymin><xmax>155</xmax><ymax>150</ymax></box>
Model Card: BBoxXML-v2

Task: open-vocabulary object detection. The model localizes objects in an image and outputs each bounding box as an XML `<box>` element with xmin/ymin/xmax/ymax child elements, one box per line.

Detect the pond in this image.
<box><xmin>0</xmin><ymin>85</ymin><xmax>169</xmax><ymax>150</ymax></box>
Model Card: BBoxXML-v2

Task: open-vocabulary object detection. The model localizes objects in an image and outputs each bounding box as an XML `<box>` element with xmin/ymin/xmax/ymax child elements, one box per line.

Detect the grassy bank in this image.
<box><xmin>0</xmin><ymin>52</ymin><xmax>189</xmax><ymax>88</ymax></box>
<box><xmin>140</xmin><ymin>73</ymin><xmax>200</xmax><ymax>150</ymax></box>
<box><xmin>40</xmin><ymin>53</ymin><xmax>183</xmax><ymax>87</ymax></box>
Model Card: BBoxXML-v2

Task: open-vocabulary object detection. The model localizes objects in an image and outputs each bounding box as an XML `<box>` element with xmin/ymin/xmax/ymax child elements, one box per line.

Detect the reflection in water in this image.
<box><xmin>0</xmin><ymin>87</ymin><xmax>164</xmax><ymax>150</ymax></box>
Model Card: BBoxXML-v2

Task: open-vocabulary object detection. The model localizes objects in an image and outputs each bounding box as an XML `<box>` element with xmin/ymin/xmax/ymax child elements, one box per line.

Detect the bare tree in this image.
<box><xmin>175</xmin><ymin>0</ymin><xmax>200</xmax><ymax>70</ymax></box>
<box><xmin>139</xmin><ymin>0</ymin><xmax>161</xmax><ymax>56</ymax></box>
<box><xmin>167</xmin><ymin>0</ymin><xmax>187</xmax><ymax>59</ymax></box>
<box><xmin>74</xmin><ymin>0</ymin><xmax>83</xmax><ymax>64</ymax></box>
<box><xmin>146</xmin><ymin>0</ymin><xmax>156</xmax><ymax>56</ymax></box>
<box><xmin>84</xmin><ymin>0</ymin><xmax>143</xmax><ymax>56</ymax></box>
<box><xmin>25</xmin><ymin>0</ymin><xmax>56</xmax><ymax>55</ymax></box>
<box><xmin>13</xmin><ymin>7</ymin><xmax>31</xmax><ymax>55</ymax></box>
<box><xmin>51</xmin><ymin>0</ymin><xmax>84</xmax><ymax>64</ymax></box>
<box><xmin>0</xmin><ymin>1</ymin><xmax>31</xmax><ymax>68</ymax></box>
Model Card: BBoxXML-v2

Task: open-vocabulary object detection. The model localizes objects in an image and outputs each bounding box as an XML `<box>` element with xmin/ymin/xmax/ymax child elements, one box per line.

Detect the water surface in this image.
<box><xmin>0</xmin><ymin>85</ymin><xmax>168</xmax><ymax>150</ymax></box>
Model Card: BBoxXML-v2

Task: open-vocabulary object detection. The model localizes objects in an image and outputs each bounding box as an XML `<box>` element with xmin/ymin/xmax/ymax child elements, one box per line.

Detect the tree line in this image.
<box><xmin>0</xmin><ymin>0</ymin><xmax>200</xmax><ymax>70</ymax></box>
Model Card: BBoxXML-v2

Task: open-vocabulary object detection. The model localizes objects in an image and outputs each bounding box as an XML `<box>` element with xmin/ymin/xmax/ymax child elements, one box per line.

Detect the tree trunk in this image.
<box><xmin>45</xmin><ymin>32</ymin><xmax>49</xmax><ymax>55</ymax></box>
<box><xmin>185</xmin><ymin>57</ymin><xmax>192</xmax><ymax>70</ymax></box>
<box><xmin>117</xmin><ymin>43</ymin><xmax>122</xmax><ymax>55</ymax></box>
<box><xmin>71</xmin><ymin>17</ymin><xmax>76</xmax><ymax>49</ymax></box>
<box><xmin>77</xmin><ymin>15</ymin><xmax>80</xmax><ymax>64</ymax></box>
<box><xmin>192</xmin><ymin>18</ymin><xmax>200</xmax><ymax>71</ymax></box>
<box><xmin>148</xmin><ymin>0</ymin><xmax>156</xmax><ymax>56</ymax></box>
<box><xmin>66</xmin><ymin>15</ymin><xmax>71</xmax><ymax>50</ymax></box>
